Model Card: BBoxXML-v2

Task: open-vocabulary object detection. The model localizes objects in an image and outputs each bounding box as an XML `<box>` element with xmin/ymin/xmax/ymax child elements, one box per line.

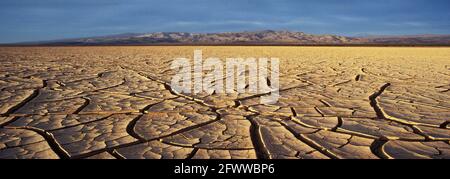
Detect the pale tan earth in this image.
<box><xmin>0</xmin><ymin>46</ymin><xmax>449</xmax><ymax>159</ymax></box>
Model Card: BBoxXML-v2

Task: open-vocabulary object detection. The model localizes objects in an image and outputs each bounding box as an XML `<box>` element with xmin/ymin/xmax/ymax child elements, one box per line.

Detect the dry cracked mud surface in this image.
<box><xmin>0</xmin><ymin>46</ymin><xmax>449</xmax><ymax>159</ymax></box>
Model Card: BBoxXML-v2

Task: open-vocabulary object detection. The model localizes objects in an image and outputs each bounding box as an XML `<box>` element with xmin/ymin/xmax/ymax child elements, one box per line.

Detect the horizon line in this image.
<box><xmin>3</xmin><ymin>30</ymin><xmax>450</xmax><ymax>45</ymax></box>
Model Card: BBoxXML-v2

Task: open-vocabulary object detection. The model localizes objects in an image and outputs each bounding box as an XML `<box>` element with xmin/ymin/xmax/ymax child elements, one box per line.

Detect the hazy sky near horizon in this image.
<box><xmin>1</xmin><ymin>0</ymin><xmax>449</xmax><ymax>43</ymax></box>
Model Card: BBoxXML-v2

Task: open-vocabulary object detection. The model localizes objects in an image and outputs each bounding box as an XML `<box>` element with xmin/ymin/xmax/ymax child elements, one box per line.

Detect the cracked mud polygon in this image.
<box><xmin>0</xmin><ymin>46</ymin><xmax>449</xmax><ymax>159</ymax></box>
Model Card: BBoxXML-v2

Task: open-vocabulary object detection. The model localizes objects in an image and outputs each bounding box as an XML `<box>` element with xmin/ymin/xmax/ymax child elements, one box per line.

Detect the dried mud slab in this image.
<box><xmin>303</xmin><ymin>130</ymin><xmax>378</xmax><ymax>159</ymax></box>
<box><xmin>0</xmin><ymin>116</ymin><xmax>15</xmax><ymax>126</ymax></box>
<box><xmin>0</xmin><ymin>89</ymin><xmax>35</xmax><ymax>115</ymax></box>
<box><xmin>7</xmin><ymin>114</ymin><xmax>111</xmax><ymax>131</ymax></box>
<box><xmin>192</xmin><ymin>149</ymin><xmax>257</xmax><ymax>159</ymax></box>
<box><xmin>79</xmin><ymin>93</ymin><xmax>163</xmax><ymax>114</ymax></box>
<box><xmin>337</xmin><ymin>118</ymin><xmax>424</xmax><ymax>140</ymax></box>
<box><xmin>162</xmin><ymin>115</ymin><xmax>253</xmax><ymax>149</ymax></box>
<box><xmin>12</xmin><ymin>89</ymin><xmax>86</xmax><ymax>115</ymax></box>
<box><xmin>0</xmin><ymin>46</ymin><xmax>449</xmax><ymax>159</ymax></box>
<box><xmin>50</xmin><ymin>114</ymin><xmax>138</xmax><ymax>157</ymax></box>
<box><xmin>85</xmin><ymin>151</ymin><xmax>116</xmax><ymax>159</ymax></box>
<box><xmin>383</xmin><ymin>141</ymin><xmax>450</xmax><ymax>159</ymax></box>
<box><xmin>116</xmin><ymin>141</ymin><xmax>194</xmax><ymax>159</ymax></box>
<box><xmin>134</xmin><ymin>111</ymin><xmax>217</xmax><ymax>140</ymax></box>
<box><xmin>415</xmin><ymin>126</ymin><xmax>450</xmax><ymax>140</ymax></box>
<box><xmin>253</xmin><ymin>116</ymin><xmax>329</xmax><ymax>159</ymax></box>
<box><xmin>0</xmin><ymin>128</ymin><xmax>58</xmax><ymax>159</ymax></box>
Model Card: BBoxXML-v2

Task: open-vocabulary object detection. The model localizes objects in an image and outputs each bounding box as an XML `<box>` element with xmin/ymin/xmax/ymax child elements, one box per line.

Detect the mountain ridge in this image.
<box><xmin>7</xmin><ymin>30</ymin><xmax>450</xmax><ymax>46</ymax></box>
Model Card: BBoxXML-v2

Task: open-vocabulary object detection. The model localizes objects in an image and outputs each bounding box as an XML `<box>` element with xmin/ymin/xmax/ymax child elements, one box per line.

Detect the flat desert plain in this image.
<box><xmin>0</xmin><ymin>46</ymin><xmax>449</xmax><ymax>159</ymax></box>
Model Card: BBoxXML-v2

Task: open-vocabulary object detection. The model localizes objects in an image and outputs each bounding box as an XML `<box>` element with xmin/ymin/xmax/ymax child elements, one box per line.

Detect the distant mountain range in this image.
<box><xmin>9</xmin><ymin>30</ymin><xmax>450</xmax><ymax>46</ymax></box>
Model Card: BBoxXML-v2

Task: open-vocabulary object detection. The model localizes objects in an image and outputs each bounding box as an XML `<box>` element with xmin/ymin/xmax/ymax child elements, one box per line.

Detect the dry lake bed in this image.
<box><xmin>0</xmin><ymin>46</ymin><xmax>449</xmax><ymax>159</ymax></box>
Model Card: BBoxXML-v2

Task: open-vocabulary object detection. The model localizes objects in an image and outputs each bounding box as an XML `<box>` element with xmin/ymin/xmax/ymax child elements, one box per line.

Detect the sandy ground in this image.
<box><xmin>0</xmin><ymin>46</ymin><xmax>449</xmax><ymax>159</ymax></box>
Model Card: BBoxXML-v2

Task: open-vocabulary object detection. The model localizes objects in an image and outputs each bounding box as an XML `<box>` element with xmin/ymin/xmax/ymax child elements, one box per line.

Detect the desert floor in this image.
<box><xmin>0</xmin><ymin>46</ymin><xmax>449</xmax><ymax>159</ymax></box>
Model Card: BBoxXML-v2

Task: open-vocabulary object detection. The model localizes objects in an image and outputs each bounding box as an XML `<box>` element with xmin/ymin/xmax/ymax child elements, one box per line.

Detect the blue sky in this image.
<box><xmin>1</xmin><ymin>0</ymin><xmax>449</xmax><ymax>43</ymax></box>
